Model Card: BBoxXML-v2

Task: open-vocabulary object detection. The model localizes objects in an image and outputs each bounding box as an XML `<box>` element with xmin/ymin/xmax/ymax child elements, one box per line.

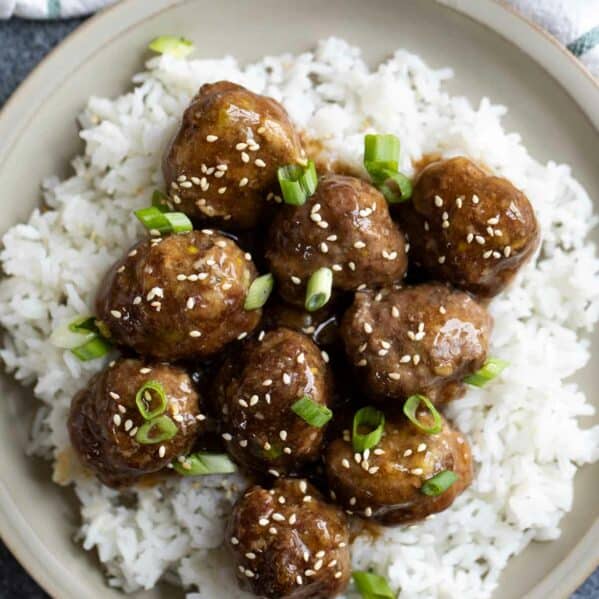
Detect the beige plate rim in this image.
<box><xmin>0</xmin><ymin>0</ymin><xmax>597</xmax><ymax>598</ymax></box>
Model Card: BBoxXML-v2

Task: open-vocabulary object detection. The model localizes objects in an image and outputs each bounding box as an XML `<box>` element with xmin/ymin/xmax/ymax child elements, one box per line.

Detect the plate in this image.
<box><xmin>0</xmin><ymin>1</ymin><xmax>597</xmax><ymax>597</ymax></box>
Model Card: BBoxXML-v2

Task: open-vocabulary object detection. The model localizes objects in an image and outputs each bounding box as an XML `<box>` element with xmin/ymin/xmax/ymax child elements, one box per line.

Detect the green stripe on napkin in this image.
<box><xmin>566</xmin><ymin>26</ymin><xmax>599</xmax><ymax>57</ymax></box>
<box><xmin>47</xmin><ymin>0</ymin><xmax>61</xmax><ymax>18</ymax></box>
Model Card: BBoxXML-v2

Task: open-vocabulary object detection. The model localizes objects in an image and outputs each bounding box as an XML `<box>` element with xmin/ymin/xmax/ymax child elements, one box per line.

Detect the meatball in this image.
<box><xmin>96</xmin><ymin>230</ymin><xmax>261</xmax><ymax>360</ymax></box>
<box><xmin>340</xmin><ymin>283</ymin><xmax>491</xmax><ymax>404</ymax></box>
<box><xmin>163</xmin><ymin>81</ymin><xmax>304</xmax><ymax>230</ymax></box>
<box><xmin>68</xmin><ymin>358</ymin><xmax>203</xmax><ymax>487</ymax></box>
<box><xmin>266</xmin><ymin>174</ymin><xmax>408</xmax><ymax>306</ymax></box>
<box><xmin>213</xmin><ymin>328</ymin><xmax>332</xmax><ymax>476</ymax></box>
<box><xmin>226</xmin><ymin>478</ymin><xmax>350</xmax><ymax>598</ymax></box>
<box><xmin>396</xmin><ymin>157</ymin><xmax>540</xmax><ymax>297</ymax></box>
<box><xmin>326</xmin><ymin>411</ymin><xmax>472</xmax><ymax>524</ymax></box>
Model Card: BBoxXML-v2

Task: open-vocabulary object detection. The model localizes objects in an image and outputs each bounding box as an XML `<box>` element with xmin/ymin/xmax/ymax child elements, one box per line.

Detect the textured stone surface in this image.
<box><xmin>0</xmin><ymin>16</ymin><xmax>597</xmax><ymax>599</ymax></box>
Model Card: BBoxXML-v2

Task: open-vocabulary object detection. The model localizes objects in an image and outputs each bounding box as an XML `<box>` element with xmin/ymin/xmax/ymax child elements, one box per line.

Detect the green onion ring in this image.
<box><xmin>70</xmin><ymin>337</ymin><xmax>111</xmax><ymax>361</ymax></box>
<box><xmin>173</xmin><ymin>453</ymin><xmax>237</xmax><ymax>476</ymax></box>
<box><xmin>244</xmin><ymin>273</ymin><xmax>274</xmax><ymax>310</ymax></box>
<box><xmin>352</xmin><ymin>570</ymin><xmax>395</xmax><ymax>599</ymax></box>
<box><xmin>420</xmin><ymin>470</ymin><xmax>459</xmax><ymax>496</ymax></box>
<box><xmin>134</xmin><ymin>206</ymin><xmax>193</xmax><ymax>235</ymax></box>
<box><xmin>291</xmin><ymin>395</ymin><xmax>332</xmax><ymax>427</ymax></box>
<box><xmin>148</xmin><ymin>36</ymin><xmax>194</xmax><ymax>58</ymax></box>
<box><xmin>277</xmin><ymin>160</ymin><xmax>318</xmax><ymax>206</ymax></box>
<box><xmin>305</xmin><ymin>267</ymin><xmax>333</xmax><ymax>312</ymax></box>
<box><xmin>364</xmin><ymin>134</ymin><xmax>400</xmax><ymax>173</ymax></box>
<box><xmin>135</xmin><ymin>415</ymin><xmax>178</xmax><ymax>444</ymax></box>
<box><xmin>370</xmin><ymin>167</ymin><xmax>413</xmax><ymax>203</ymax></box>
<box><xmin>402</xmin><ymin>394</ymin><xmax>442</xmax><ymax>435</ymax></box>
<box><xmin>352</xmin><ymin>406</ymin><xmax>385</xmax><ymax>452</ymax></box>
<box><xmin>135</xmin><ymin>380</ymin><xmax>168</xmax><ymax>420</ymax></box>
<box><xmin>464</xmin><ymin>357</ymin><xmax>509</xmax><ymax>387</ymax></box>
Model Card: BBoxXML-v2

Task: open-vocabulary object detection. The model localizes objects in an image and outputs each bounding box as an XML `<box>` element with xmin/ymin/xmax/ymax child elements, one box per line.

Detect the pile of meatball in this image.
<box><xmin>68</xmin><ymin>81</ymin><xmax>539</xmax><ymax>598</ymax></box>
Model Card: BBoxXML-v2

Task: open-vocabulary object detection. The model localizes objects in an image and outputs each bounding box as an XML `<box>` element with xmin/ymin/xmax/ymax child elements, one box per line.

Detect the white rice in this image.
<box><xmin>0</xmin><ymin>37</ymin><xmax>598</xmax><ymax>598</ymax></box>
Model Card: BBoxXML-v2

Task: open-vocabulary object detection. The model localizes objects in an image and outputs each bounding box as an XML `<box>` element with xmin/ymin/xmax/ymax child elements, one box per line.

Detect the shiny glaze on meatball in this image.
<box><xmin>226</xmin><ymin>478</ymin><xmax>351</xmax><ymax>598</ymax></box>
<box><xmin>325</xmin><ymin>412</ymin><xmax>472</xmax><ymax>524</ymax></box>
<box><xmin>68</xmin><ymin>358</ymin><xmax>203</xmax><ymax>487</ymax></box>
<box><xmin>96</xmin><ymin>230</ymin><xmax>261</xmax><ymax>360</ymax></box>
<box><xmin>163</xmin><ymin>81</ymin><xmax>304</xmax><ymax>230</ymax></box>
<box><xmin>213</xmin><ymin>328</ymin><xmax>332</xmax><ymax>476</ymax></box>
<box><xmin>396</xmin><ymin>157</ymin><xmax>540</xmax><ymax>297</ymax></box>
<box><xmin>340</xmin><ymin>283</ymin><xmax>492</xmax><ymax>404</ymax></box>
<box><xmin>266</xmin><ymin>174</ymin><xmax>408</xmax><ymax>306</ymax></box>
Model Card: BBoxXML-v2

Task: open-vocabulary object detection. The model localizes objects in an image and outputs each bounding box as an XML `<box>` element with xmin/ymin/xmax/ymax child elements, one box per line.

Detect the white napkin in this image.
<box><xmin>0</xmin><ymin>0</ymin><xmax>597</xmax><ymax>75</ymax></box>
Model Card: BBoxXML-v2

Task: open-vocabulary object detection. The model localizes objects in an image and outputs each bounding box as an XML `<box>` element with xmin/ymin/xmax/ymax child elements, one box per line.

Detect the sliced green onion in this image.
<box><xmin>135</xmin><ymin>415</ymin><xmax>177</xmax><ymax>444</ymax></box>
<box><xmin>464</xmin><ymin>358</ymin><xmax>509</xmax><ymax>387</ymax></box>
<box><xmin>291</xmin><ymin>395</ymin><xmax>332</xmax><ymax>427</ymax></box>
<box><xmin>50</xmin><ymin>314</ymin><xmax>97</xmax><ymax>349</ymax></box>
<box><xmin>305</xmin><ymin>267</ymin><xmax>333</xmax><ymax>312</ymax></box>
<box><xmin>135</xmin><ymin>206</ymin><xmax>193</xmax><ymax>235</ymax></box>
<box><xmin>135</xmin><ymin>381</ymin><xmax>168</xmax><ymax>420</ymax></box>
<box><xmin>352</xmin><ymin>407</ymin><xmax>385</xmax><ymax>452</ymax></box>
<box><xmin>371</xmin><ymin>167</ymin><xmax>413</xmax><ymax>203</ymax></box>
<box><xmin>70</xmin><ymin>337</ymin><xmax>111</xmax><ymax>361</ymax></box>
<box><xmin>352</xmin><ymin>571</ymin><xmax>395</xmax><ymax>599</ymax></box>
<box><xmin>277</xmin><ymin>160</ymin><xmax>318</xmax><ymax>206</ymax></box>
<box><xmin>402</xmin><ymin>394</ymin><xmax>442</xmax><ymax>435</ymax></box>
<box><xmin>173</xmin><ymin>452</ymin><xmax>237</xmax><ymax>476</ymax></box>
<box><xmin>421</xmin><ymin>470</ymin><xmax>458</xmax><ymax>496</ymax></box>
<box><xmin>148</xmin><ymin>36</ymin><xmax>194</xmax><ymax>58</ymax></box>
<box><xmin>152</xmin><ymin>189</ymin><xmax>170</xmax><ymax>212</ymax></box>
<box><xmin>244</xmin><ymin>273</ymin><xmax>274</xmax><ymax>310</ymax></box>
<box><xmin>364</xmin><ymin>134</ymin><xmax>400</xmax><ymax>173</ymax></box>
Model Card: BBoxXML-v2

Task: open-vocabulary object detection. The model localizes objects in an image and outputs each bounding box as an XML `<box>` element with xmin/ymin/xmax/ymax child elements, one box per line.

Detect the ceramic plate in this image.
<box><xmin>0</xmin><ymin>1</ymin><xmax>597</xmax><ymax>597</ymax></box>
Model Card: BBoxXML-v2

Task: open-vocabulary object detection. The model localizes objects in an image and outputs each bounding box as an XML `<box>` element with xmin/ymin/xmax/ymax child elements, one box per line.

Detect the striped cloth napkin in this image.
<box><xmin>0</xmin><ymin>0</ymin><xmax>597</xmax><ymax>76</ymax></box>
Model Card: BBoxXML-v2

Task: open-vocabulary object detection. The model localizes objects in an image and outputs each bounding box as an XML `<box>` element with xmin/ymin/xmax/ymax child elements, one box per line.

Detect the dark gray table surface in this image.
<box><xmin>0</xmin><ymin>16</ymin><xmax>597</xmax><ymax>599</ymax></box>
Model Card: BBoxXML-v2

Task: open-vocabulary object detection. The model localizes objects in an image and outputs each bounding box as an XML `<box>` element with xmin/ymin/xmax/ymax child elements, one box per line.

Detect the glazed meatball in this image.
<box><xmin>396</xmin><ymin>157</ymin><xmax>540</xmax><ymax>297</ymax></box>
<box><xmin>266</xmin><ymin>174</ymin><xmax>408</xmax><ymax>306</ymax></box>
<box><xmin>226</xmin><ymin>478</ymin><xmax>350</xmax><ymax>598</ymax></box>
<box><xmin>96</xmin><ymin>230</ymin><xmax>261</xmax><ymax>360</ymax></box>
<box><xmin>163</xmin><ymin>81</ymin><xmax>304</xmax><ymax>230</ymax></box>
<box><xmin>341</xmin><ymin>283</ymin><xmax>491</xmax><ymax>404</ymax></box>
<box><xmin>213</xmin><ymin>328</ymin><xmax>332</xmax><ymax>476</ymax></box>
<box><xmin>326</xmin><ymin>411</ymin><xmax>472</xmax><ymax>524</ymax></box>
<box><xmin>68</xmin><ymin>358</ymin><xmax>203</xmax><ymax>487</ymax></box>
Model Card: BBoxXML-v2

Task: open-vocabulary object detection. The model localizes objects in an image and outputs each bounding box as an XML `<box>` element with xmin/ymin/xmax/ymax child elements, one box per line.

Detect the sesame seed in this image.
<box><xmin>310</xmin><ymin>212</ymin><xmax>322</xmax><ymax>223</ymax></box>
<box><xmin>332</xmin><ymin>264</ymin><xmax>342</xmax><ymax>272</ymax></box>
<box><xmin>440</xmin><ymin>305</ymin><xmax>447</xmax><ymax>314</ymax></box>
<box><xmin>467</xmin><ymin>233</ymin><xmax>474</xmax><ymax>244</ymax></box>
<box><xmin>472</xmin><ymin>194</ymin><xmax>480</xmax><ymax>204</ymax></box>
<box><xmin>456</xmin><ymin>196</ymin><xmax>464</xmax><ymax>208</ymax></box>
<box><xmin>222</xmin><ymin>433</ymin><xmax>232</xmax><ymax>441</ymax></box>
<box><xmin>230</xmin><ymin>537</ymin><xmax>239</xmax><ymax>545</ymax></box>
<box><xmin>400</xmin><ymin>354</ymin><xmax>411</xmax><ymax>363</ymax></box>
<box><xmin>241</xmin><ymin>152</ymin><xmax>250</xmax><ymax>163</ymax></box>
<box><xmin>237</xmin><ymin>332</ymin><xmax>248</xmax><ymax>340</ymax></box>
<box><xmin>483</xmin><ymin>250</ymin><xmax>493</xmax><ymax>259</ymax></box>
<box><xmin>280</xmin><ymin>430</ymin><xmax>287</xmax><ymax>441</ymax></box>
<box><xmin>365</xmin><ymin>507</ymin><xmax>373</xmax><ymax>517</ymax></box>
<box><xmin>411</xmin><ymin>468</ymin><xmax>424</xmax><ymax>475</ymax></box>
<box><xmin>475</xmin><ymin>235</ymin><xmax>486</xmax><ymax>245</ymax></box>
<box><xmin>291</xmin><ymin>275</ymin><xmax>301</xmax><ymax>285</ymax></box>
<box><xmin>254</xmin><ymin>159</ymin><xmax>266</xmax><ymax>168</ymax></box>
<box><xmin>504</xmin><ymin>246</ymin><xmax>512</xmax><ymax>257</ymax></box>
<box><xmin>272</xmin><ymin>513</ymin><xmax>285</xmax><ymax>522</ymax></box>
<box><xmin>268</xmin><ymin>527</ymin><xmax>277</xmax><ymax>534</ymax></box>
<box><xmin>124</xmin><ymin>419</ymin><xmax>133</xmax><ymax>431</ymax></box>
<box><xmin>413</xmin><ymin>354</ymin><xmax>421</xmax><ymax>365</ymax></box>
<box><xmin>321</xmin><ymin>350</ymin><xmax>330</xmax><ymax>363</ymax></box>
<box><xmin>438</xmin><ymin>256</ymin><xmax>446</xmax><ymax>264</ymax></box>
<box><xmin>391</xmin><ymin>306</ymin><xmax>400</xmax><ymax>318</ymax></box>
<box><xmin>342</xmin><ymin>459</ymin><xmax>350</xmax><ymax>469</ymax></box>
<box><xmin>317</xmin><ymin>221</ymin><xmax>329</xmax><ymax>229</ymax></box>
<box><xmin>245</xmin><ymin>552</ymin><xmax>256</xmax><ymax>560</ymax></box>
<box><xmin>112</xmin><ymin>414</ymin><xmax>121</xmax><ymax>426</ymax></box>
<box><xmin>357</xmin><ymin>359</ymin><xmax>367</xmax><ymax>367</ymax></box>
<box><xmin>109</xmin><ymin>391</ymin><xmax>120</xmax><ymax>399</ymax></box>
<box><xmin>189</xmin><ymin>330</ymin><xmax>202</xmax><ymax>337</ymax></box>
<box><xmin>434</xmin><ymin>195</ymin><xmax>443</xmax><ymax>207</ymax></box>
<box><xmin>117</xmin><ymin>404</ymin><xmax>126</xmax><ymax>414</ymax></box>
<box><xmin>206</xmin><ymin>135</ymin><xmax>218</xmax><ymax>142</ymax></box>
<box><xmin>296</xmin><ymin>575</ymin><xmax>303</xmax><ymax>585</ymax></box>
<box><xmin>283</xmin><ymin>373</ymin><xmax>291</xmax><ymax>385</ymax></box>
<box><xmin>180</xmin><ymin>181</ymin><xmax>192</xmax><ymax>189</ymax></box>
<box><xmin>388</xmin><ymin>372</ymin><xmax>401</xmax><ymax>380</ymax></box>
<box><xmin>110</xmin><ymin>310</ymin><xmax>122</xmax><ymax>319</ymax></box>
<box><xmin>158</xmin><ymin>445</ymin><xmax>166</xmax><ymax>458</ymax></box>
<box><xmin>297</xmin><ymin>353</ymin><xmax>305</xmax><ymax>364</ymax></box>
<box><xmin>238</xmin><ymin>399</ymin><xmax>248</xmax><ymax>408</ymax></box>
<box><xmin>320</xmin><ymin>242</ymin><xmax>328</xmax><ymax>253</ymax></box>
<box><xmin>353</xmin><ymin>241</ymin><xmax>366</xmax><ymax>249</ymax></box>
<box><xmin>403</xmin><ymin>449</ymin><xmax>413</xmax><ymax>457</ymax></box>
<box><xmin>417</xmin><ymin>443</ymin><xmax>427</xmax><ymax>452</ymax></box>
<box><xmin>263</xmin><ymin>379</ymin><xmax>273</xmax><ymax>386</ymax></box>
<box><xmin>244</xmin><ymin>569</ymin><xmax>255</xmax><ymax>578</ymax></box>
<box><xmin>369</xmin><ymin>466</ymin><xmax>379</xmax><ymax>474</ymax></box>
<box><xmin>258</xmin><ymin>518</ymin><xmax>269</xmax><ymax>526</ymax></box>
<box><xmin>249</xmin><ymin>395</ymin><xmax>259</xmax><ymax>406</ymax></box>
<box><xmin>364</xmin><ymin>322</ymin><xmax>373</xmax><ymax>334</ymax></box>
